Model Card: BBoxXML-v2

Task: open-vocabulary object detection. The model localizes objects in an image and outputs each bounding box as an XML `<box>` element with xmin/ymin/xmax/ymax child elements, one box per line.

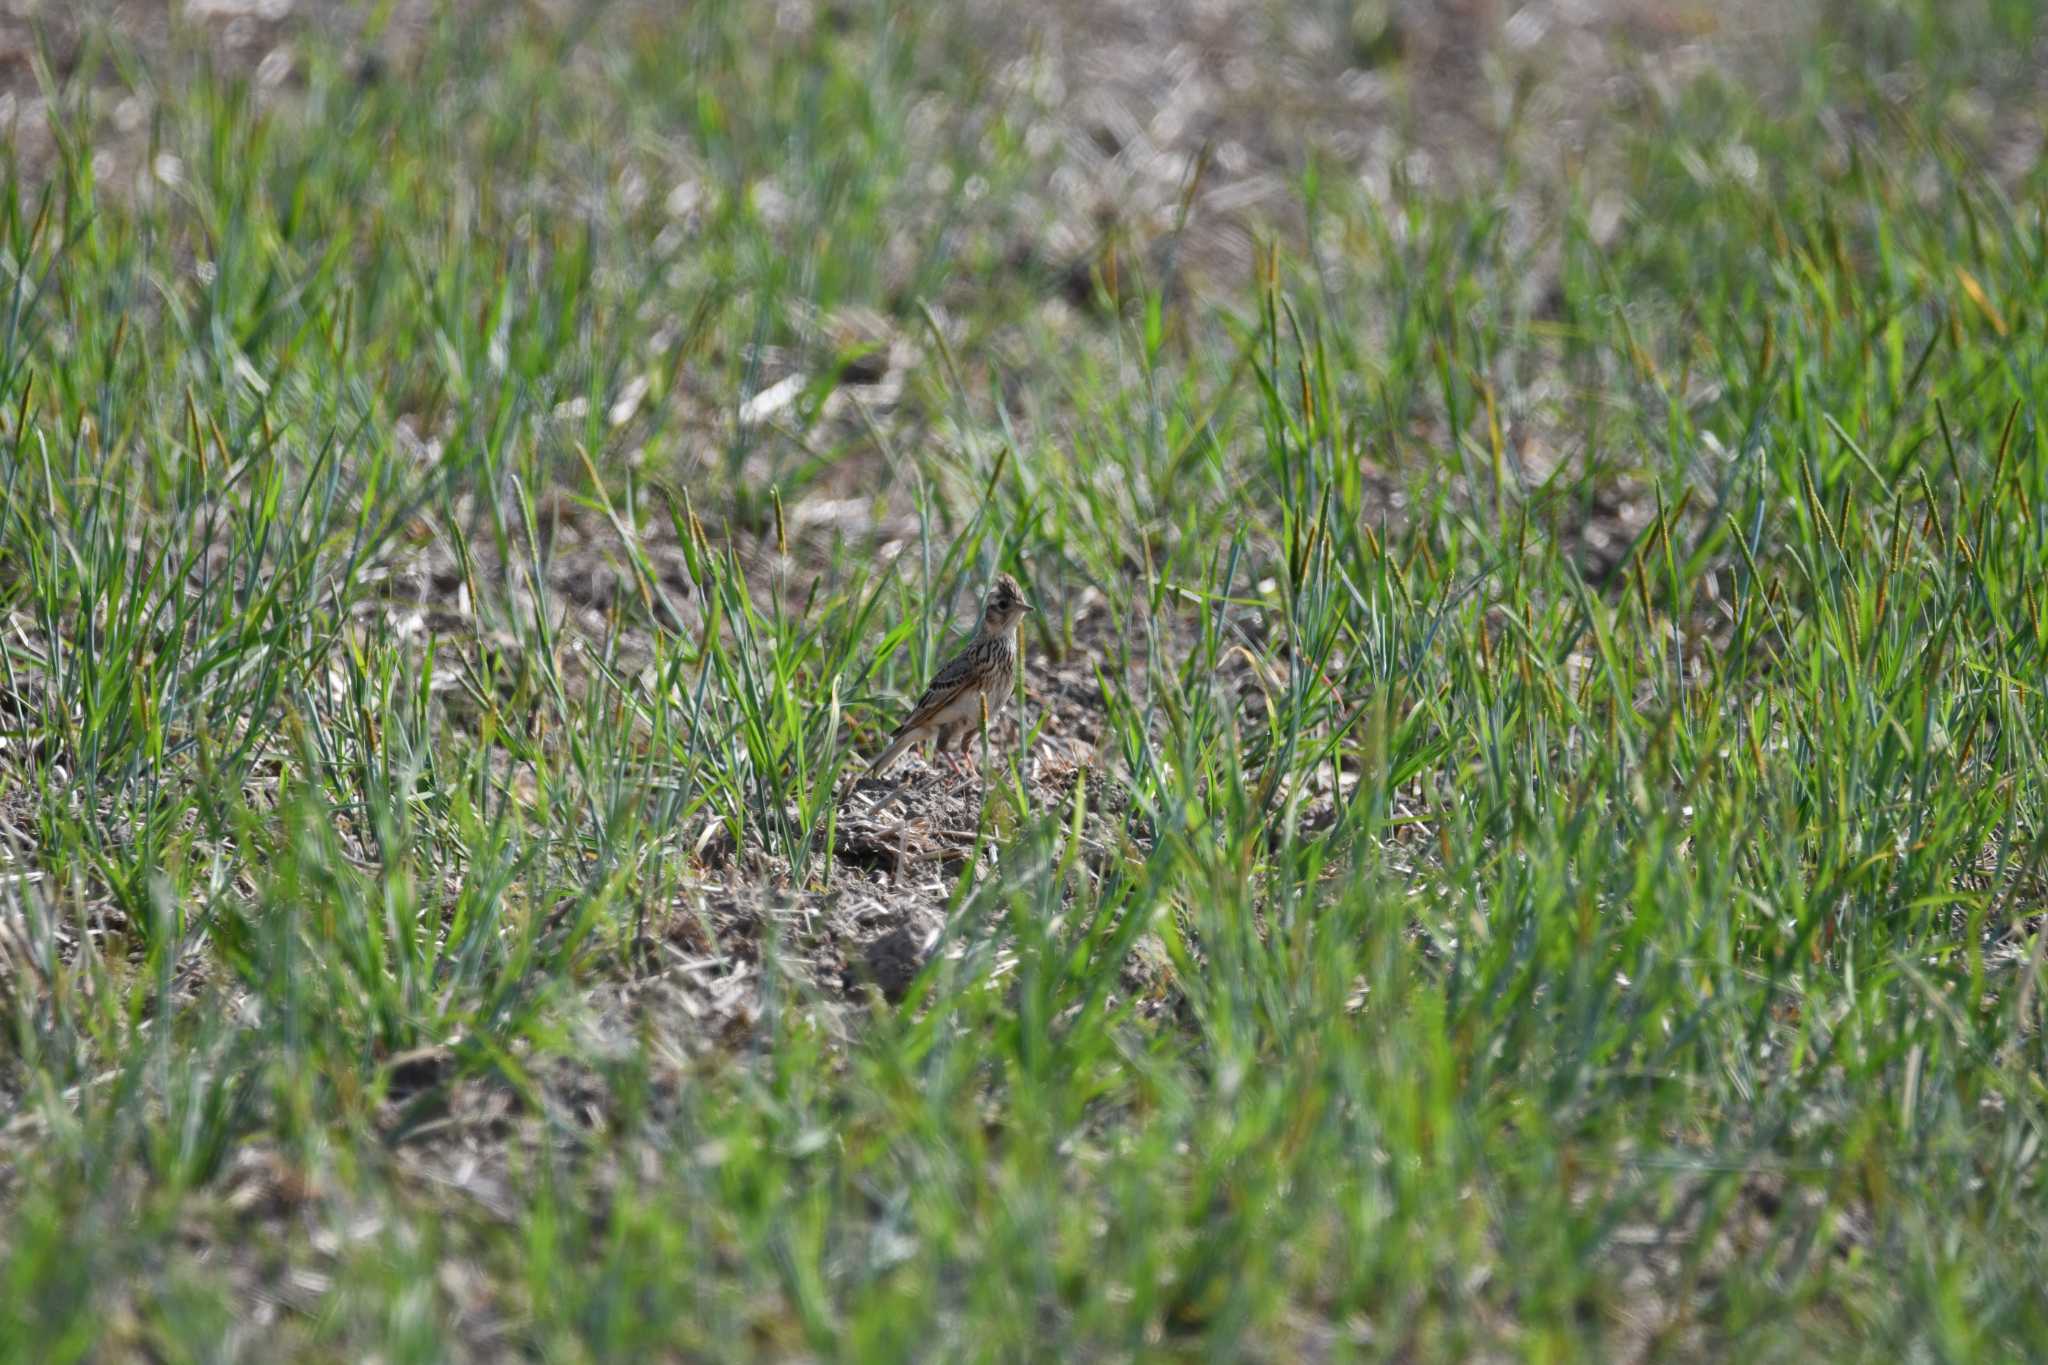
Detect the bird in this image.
<box><xmin>866</xmin><ymin>573</ymin><xmax>1034</xmax><ymax>777</ymax></box>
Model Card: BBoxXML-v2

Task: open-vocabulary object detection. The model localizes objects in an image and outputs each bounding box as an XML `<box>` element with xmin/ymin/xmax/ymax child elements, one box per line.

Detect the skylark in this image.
<box><xmin>866</xmin><ymin>573</ymin><xmax>1033</xmax><ymax>777</ymax></box>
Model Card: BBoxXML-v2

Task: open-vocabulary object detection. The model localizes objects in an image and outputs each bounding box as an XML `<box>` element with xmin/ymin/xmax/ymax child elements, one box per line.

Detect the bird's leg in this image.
<box><xmin>936</xmin><ymin>725</ymin><xmax>971</xmax><ymax>778</ymax></box>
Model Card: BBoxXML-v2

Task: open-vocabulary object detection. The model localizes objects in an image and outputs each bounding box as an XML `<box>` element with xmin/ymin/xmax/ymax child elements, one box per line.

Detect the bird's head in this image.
<box><xmin>982</xmin><ymin>573</ymin><xmax>1034</xmax><ymax>631</ymax></box>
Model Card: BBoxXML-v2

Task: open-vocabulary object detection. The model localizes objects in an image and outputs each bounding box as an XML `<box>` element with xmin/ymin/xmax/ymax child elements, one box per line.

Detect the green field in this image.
<box><xmin>2</xmin><ymin>1</ymin><xmax>2045</xmax><ymax>1358</ymax></box>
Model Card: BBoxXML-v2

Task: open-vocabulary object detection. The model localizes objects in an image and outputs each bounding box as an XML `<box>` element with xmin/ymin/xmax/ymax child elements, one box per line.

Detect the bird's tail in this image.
<box><xmin>864</xmin><ymin>727</ymin><xmax>918</xmax><ymax>777</ymax></box>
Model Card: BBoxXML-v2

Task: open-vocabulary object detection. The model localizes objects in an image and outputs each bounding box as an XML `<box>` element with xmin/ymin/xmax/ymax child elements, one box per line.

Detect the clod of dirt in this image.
<box><xmin>694</xmin><ymin>822</ymin><xmax>738</xmax><ymax>869</ymax></box>
<box><xmin>382</xmin><ymin>1044</ymin><xmax>455</xmax><ymax>1102</ymax></box>
<box><xmin>829</xmin><ymin>823</ymin><xmax>904</xmax><ymax>879</ymax></box>
<box><xmin>846</xmin><ymin>924</ymin><xmax>935</xmax><ymax>1003</ymax></box>
<box><xmin>837</xmin><ymin>346</ymin><xmax>891</xmax><ymax>386</ymax></box>
<box><xmin>1118</xmin><ymin>932</ymin><xmax>1178</xmax><ymax>1004</ymax></box>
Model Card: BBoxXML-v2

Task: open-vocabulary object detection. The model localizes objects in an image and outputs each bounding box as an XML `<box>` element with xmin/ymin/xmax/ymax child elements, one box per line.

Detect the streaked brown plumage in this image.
<box><xmin>866</xmin><ymin>573</ymin><xmax>1033</xmax><ymax>776</ymax></box>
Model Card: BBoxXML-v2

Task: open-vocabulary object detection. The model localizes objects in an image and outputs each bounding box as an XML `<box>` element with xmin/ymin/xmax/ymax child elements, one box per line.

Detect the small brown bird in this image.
<box><xmin>866</xmin><ymin>573</ymin><xmax>1033</xmax><ymax>777</ymax></box>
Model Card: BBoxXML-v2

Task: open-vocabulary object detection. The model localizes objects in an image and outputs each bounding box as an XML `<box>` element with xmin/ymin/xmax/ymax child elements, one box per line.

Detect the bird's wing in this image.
<box><xmin>893</xmin><ymin>639</ymin><xmax>991</xmax><ymax>735</ymax></box>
